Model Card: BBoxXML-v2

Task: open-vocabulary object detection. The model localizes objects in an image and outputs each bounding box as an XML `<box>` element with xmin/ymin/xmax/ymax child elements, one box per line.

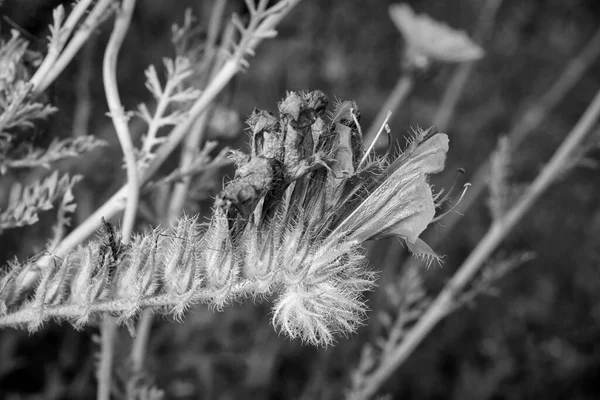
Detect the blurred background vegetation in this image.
<box><xmin>1</xmin><ymin>0</ymin><xmax>600</xmax><ymax>399</ymax></box>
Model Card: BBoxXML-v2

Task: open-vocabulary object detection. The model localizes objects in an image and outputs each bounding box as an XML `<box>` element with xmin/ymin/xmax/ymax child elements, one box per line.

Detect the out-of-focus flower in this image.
<box><xmin>207</xmin><ymin>104</ymin><xmax>242</xmax><ymax>141</ymax></box>
<box><xmin>389</xmin><ymin>3</ymin><xmax>484</xmax><ymax>69</ymax></box>
<box><xmin>205</xmin><ymin>91</ymin><xmax>449</xmax><ymax>345</ymax></box>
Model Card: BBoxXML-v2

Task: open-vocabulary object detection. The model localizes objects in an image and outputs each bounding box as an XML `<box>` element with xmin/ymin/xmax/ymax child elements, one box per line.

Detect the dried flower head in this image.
<box><xmin>205</xmin><ymin>90</ymin><xmax>449</xmax><ymax>345</ymax></box>
<box><xmin>389</xmin><ymin>3</ymin><xmax>484</xmax><ymax>69</ymax></box>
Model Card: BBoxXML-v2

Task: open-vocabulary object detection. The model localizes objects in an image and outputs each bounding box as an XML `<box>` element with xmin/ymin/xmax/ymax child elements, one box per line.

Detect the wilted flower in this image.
<box><xmin>0</xmin><ymin>91</ymin><xmax>449</xmax><ymax>343</ymax></box>
<box><xmin>389</xmin><ymin>3</ymin><xmax>484</xmax><ymax>69</ymax></box>
<box><xmin>204</xmin><ymin>90</ymin><xmax>449</xmax><ymax>345</ymax></box>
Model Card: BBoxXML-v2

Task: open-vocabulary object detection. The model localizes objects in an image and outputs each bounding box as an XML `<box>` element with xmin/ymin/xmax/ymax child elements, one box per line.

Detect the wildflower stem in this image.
<box><xmin>364</xmin><ymin>74</ymin><xmax>414</xmax><ymax>147</ymax></box>
<box><xmin>0</xmin><ymin>281</ymin><xmax>257</xmax><ymax>328</ymax></box>
<box><xmin>97</xmin><ymin>317</ymin><xmax>118</xmax><ymax>400</ymax></box>
<box><xmin>103</xmin><ymin>0</ymin><xmax>138</xmax><ymax>243</ymax></box>
<box><xmin>356</xmin><ymin>87</ymin><xmax>600</xmax><ymax>399</ymax></box>
<box><xmin>129</xmin><ymin>309</ymin><xmax>153</xmax><ymax>378</ymax></box>
<box><xmin>33</xmin><ymin>0</ymin><xmax>115</xmax><ymax>95</ymax></box>
<box><xmin>432</xmin><ymin>0</ymin><xmax>503</xmax><ymax>131</ymax></box>
<box><xmin>72</xmin><ymin>37</ymin><xmax>97</xmax><ymax>223</ymax></box>
<box><xmin>29</xmin><ymin>0</ymin><xmax>95</xmax><ymax>91</ymax></box>
<box><xmin>97</xmin><ymin>2</ymin><xmax>137</xmax><ymax>399</ymax></box>
<box><xmin>72</xmin><ymin>38</ymin><xmax>96</xmax><ymax>140</ymax></box>
<box><xmin>167</xmin><ymin>114</ymin><xmax>209</xmax><ymax>220</ymax></box>
<box><xmin>166</xmin><ymin>0</ymin><xmax>228</xmax><ymax>221</ymax></box>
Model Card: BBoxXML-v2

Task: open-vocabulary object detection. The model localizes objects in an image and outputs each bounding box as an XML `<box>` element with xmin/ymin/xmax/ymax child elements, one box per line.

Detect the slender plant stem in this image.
<box><xmin>34</xmin><ymin>0</ymin><xmax>115</xmax><ymax>95</ymax></box>
<box><xmin>364</xmin><ymin>75</ymin><xmax>414</xmax><ymax>146</ymax></box>
<box><xmin>72</xmin><ymin>41</ymin><xmax>95</xmax><ymax>140</ymax></box>
<box><xmin>129</xmin><ymin>309</ymin><xmax>153</xmax><ymax>376</ymax></box>
<box><xmin>97</xmin><ymin>317</ymin><xmax>118</xmax><ymax>400</ymax></box>
<box><xmin>432</xmin><ymin>0</ymin><xmax>504</xmax><ymax>131</ymax></box>
<box><xmin>103</xmin><ymin>0</ymin><xmax>138</xmax><ymax>242</ymax></box>
<box><xmin>205</xmin><ymin>0</ymin><xmax>228</xmax><ymax>57</ymax></box>
<box><xmin>0</xmin><ymin>280</ymin><xmax>257</xmax><ymax>328</ymax></box>
<box><xmin>98</xmin><ymin>2</ymin><xmax>137</xmax><ymax>399</ymax></box>
<box><xmin>29</xmin><ymin>0</ymin><xmax>95</xmax><ymax>91</ymax></box>
<box><xmin>166</xmin><ymin>0</ymin><xmax>228</xmax><ymax>221</ymax></box>
<box><xmin>72</xmin><ymin>37</ymin><xmax>97</xmax><ymax>223</ymax></box>
<box><xmin>167</xmin><ymin>113</ymin><xmax>209</xmax><ymax>220</ymax></box>
<box><xmin>356</xmin><ymin>87</ymin><xmax>600</xmax><ymax>399</ymax></box>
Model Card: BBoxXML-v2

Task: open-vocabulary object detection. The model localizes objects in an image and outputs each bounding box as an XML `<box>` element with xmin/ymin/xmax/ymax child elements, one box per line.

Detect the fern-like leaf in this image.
<box><xmin>1</xmin><ymin>135</ymin><xmax>107</xmax><ymax>173</ymax></box>
<box><xmin>0</xmin><ymin>171</ymin><xmax>82</xmax><ymax>231</ymax></box>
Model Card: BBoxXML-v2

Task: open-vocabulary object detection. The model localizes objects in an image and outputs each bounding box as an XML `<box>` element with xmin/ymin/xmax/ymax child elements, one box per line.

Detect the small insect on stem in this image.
<box><xmin>99</xmin><ymin>217</ymin><xmax>126</xmax><ymax>278</ymax></box>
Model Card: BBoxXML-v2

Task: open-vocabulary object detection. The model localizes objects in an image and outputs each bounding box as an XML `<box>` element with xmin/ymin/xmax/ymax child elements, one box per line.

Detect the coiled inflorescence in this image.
<box><xmin>0</xmin><ymin>91</ymin><xmax>449</xmax><ymax>346</ymax></box>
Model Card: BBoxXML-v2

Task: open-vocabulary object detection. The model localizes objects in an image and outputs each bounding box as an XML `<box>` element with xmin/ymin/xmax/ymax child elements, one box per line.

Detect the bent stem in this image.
<box><xmin>103</xmin><ymin>0</ymin><xmax>139</xmax><ymax>242</ymax></box>
<box><xmin>99</xmin><ymin>1</ymin><xmax>138</xmax><ymax>399</ymax></box>
<box><xmin>355</xmin><ymin>87</ymin><xmax>600</xmax><ymax>399</ymax></box>
<box><xmin>364</xmin><ymin>75</ymin><xmax>414</xmax><ymax>147</ymax></box>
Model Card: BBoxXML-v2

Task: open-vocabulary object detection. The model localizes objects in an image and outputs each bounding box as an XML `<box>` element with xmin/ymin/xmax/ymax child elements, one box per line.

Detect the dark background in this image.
<box><xmin>1</xmin><ymin>0</ymin><xmax>600</xmax><ymax>399</ymax></box>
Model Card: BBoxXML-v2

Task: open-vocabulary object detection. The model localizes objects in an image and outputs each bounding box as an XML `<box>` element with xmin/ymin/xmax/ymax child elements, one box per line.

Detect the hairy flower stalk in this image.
<box><xmin>0</xmin><ymin>91</ymin><xmax>449</xmax><ymax>346</ymax></box>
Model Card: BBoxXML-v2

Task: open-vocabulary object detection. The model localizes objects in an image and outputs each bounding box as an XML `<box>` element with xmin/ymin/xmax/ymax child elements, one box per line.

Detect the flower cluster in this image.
<box><xmin>0</xmin><ymin>91</ymin><xmax>449</xmax><ymax>346</ymax></box>
<box><xmin>204</xmin><ymin>90</ymin><xmax>449</xmax><ymax>344</ymax></box>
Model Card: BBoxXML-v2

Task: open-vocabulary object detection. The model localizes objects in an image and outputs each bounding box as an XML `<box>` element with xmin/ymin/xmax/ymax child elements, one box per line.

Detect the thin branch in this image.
<box><xmin>29</xmin><ymin>0</ymin><xmax>95</xmax><ymax>90</ymax></box>
<box><xmin>166</xmin><ymin>112</ymin><xmax>209</xmax><ymax>220</ymax></box>
<box><xmin>432</xmin><ymin>0</ymin><xmax>504</xmax><ymax>131</ymax></box>
<box><xmin>0</xmin><ymin>281</ymin><xmax>257</xmax><ymax>328</ymax></box>
<box><xmin>97</xmin><ymin>318</ymin><xmax>118</xmax><ymax>400</ymax></box>
<box><xmin>102</xmin><ymin>0</ymin><xmax>138</xmax><ymax>242</ymax></box>
<box><xmin>166</xmin><ymin>0</ymin><xmax>230</xmax><ymax>222</ymax></box>
<box><xmin>72</xmin><ymin>37</ymin><xmax>97</xmax><ymax>223</ymax></box>
<box><xmin>99</xmin><ymin>1</ymin><xmax>137</xmax><ymax>399</ymax></box>
<box><xmin>205</xmin><ymin>0</ymin><xmax>228</xmax><ymax>61</ymax></box>
<box><xmin>33</xmin><ymin>0</ymin><xmax>115</xmax><ymax>95</ymax></box>
<box><xmin>355</xmin><ymin>87</ymin><xmax>600</xmax><ymax>399</ymax></box>
<box><xmin>72</xmin><ymin>40</ymin><xmax>96</xmax><ymax>139</ymax></box>
<box><xmin>129</xmin><ymin>309</ymin><xmax>153</xmax><ymax>379</ymax></box>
